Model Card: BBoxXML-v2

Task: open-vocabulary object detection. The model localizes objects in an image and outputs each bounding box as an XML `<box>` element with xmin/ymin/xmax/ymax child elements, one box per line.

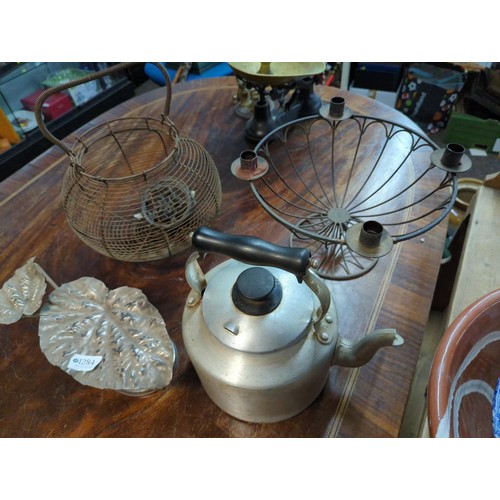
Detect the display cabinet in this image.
<box><xmin>0</xmin><ymin>62</ymin><xmax>136</xmax><ymax>181</ymax></box>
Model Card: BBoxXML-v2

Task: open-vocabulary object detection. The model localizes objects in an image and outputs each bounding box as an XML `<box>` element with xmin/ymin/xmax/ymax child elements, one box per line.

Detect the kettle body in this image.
<box><xmin>181</xmin><ymin>227</ymin><xmax>403</xmax><ymax>424</ymax></box>
<box><xmin>182</xmin><ymin>258</ymin><xmax>338</xmax><ymax>423</ymax></box>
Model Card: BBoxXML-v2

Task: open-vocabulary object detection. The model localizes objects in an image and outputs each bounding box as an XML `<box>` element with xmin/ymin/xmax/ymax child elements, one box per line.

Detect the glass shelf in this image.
<box><xmin>0</xmin><ymin>62</ymin><xmax>135</xmax><ymax>180</ymax></box>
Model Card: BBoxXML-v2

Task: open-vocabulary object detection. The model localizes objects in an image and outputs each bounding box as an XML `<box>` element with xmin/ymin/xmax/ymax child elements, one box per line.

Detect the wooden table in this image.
<box><xmin>0</xmin><ymin>77</ymin><xmax>447</xmax><ymax>437</ymax></box>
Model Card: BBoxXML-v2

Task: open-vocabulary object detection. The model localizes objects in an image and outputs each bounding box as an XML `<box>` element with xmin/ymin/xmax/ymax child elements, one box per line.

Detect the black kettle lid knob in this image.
<box><xmin>232</xmin><ymin>267</ymin><xmax>282</xmax><ymax>316</ymax></box>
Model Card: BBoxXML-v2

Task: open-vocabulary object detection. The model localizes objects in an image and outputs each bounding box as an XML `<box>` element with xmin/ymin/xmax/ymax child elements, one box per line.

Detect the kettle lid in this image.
<box><xmin>201</xmin><ymin>260</ymin><xmax>314</xmax><ymax>353</ymax></box>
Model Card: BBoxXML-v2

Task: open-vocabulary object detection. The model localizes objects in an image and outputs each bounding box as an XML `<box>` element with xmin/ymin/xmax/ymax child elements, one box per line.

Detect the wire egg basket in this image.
<box><xmin>35</xmin><ymin>62</ymin><xmax>222</xmax><ymax>262</ymax></box>
<box><xmin>249</xmin><ymin>98</ymin><xmax>469</xmax><ymax>280</ymax></box>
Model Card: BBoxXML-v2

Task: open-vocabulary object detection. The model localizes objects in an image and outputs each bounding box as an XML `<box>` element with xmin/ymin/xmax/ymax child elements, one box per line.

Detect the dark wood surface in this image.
<box><xmin>0</xmin><ymin>77</ymin><xmax>446</xmax><ymax>437</ymax></box>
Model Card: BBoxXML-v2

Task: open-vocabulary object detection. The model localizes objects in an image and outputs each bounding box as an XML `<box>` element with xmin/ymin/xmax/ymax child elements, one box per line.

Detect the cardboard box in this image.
<box><xmin>21</xmin><ymin>89</ymin><xmax>74</xmax><ymax>121</ymax></box>
<box><xmin>348</xmin><ymin>84</ymin><xmax>399</xmax><ymax>108</ymax></box>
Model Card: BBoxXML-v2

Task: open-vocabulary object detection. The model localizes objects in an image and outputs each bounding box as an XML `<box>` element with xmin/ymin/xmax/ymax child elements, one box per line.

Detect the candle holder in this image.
<box><xmin>247</xmin><ymin>101</ymin><xmax>472</xmax><ymax>280</ymax></box>
<box><xmin>231</xmin><ymin>150</ymin><xmax>269</xmax><ymax>180</ymax></box>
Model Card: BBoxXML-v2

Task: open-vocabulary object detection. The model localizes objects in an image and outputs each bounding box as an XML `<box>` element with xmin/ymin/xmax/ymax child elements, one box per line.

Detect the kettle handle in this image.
<box><xmin>192</xmin><ymin>226</ymin><xmax>311</xmax><ymax>281</ymax></box>
<box><xmin>187</xmin><ymin>228</ymin><xmax>331</xmax><ymax>339</ymax></box>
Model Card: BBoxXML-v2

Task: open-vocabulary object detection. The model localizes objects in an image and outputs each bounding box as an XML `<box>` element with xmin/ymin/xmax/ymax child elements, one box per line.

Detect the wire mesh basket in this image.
<box><xmin>34</xmin><ymin>62</ymin><xmax>222</xmax><ymax>262</ymax></box>
<box><xmin>250</xmin><ymin>99</ymin><xmax>468</xmax><ymax>280</ymax></box>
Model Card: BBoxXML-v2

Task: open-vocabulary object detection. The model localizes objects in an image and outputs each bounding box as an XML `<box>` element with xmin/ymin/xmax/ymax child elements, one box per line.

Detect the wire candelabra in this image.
<box><xmin>247</xmin><ymin>98</ymin><xmax>468</xmax><ymax>280</ymax></box>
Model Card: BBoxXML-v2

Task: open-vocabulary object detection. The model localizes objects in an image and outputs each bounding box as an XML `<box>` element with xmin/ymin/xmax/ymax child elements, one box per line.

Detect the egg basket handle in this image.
<box><xmin>33</xmin><ymin>62</ymin><xmax>172</xmax><ymax>156</ymax></box>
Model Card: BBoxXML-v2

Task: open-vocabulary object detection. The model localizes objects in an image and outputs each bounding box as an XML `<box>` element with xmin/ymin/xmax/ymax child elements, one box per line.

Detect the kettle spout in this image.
<box><xmin>332</xmin><ymin>328</ymin><xmax>404</xmax><ymax>368</ymax></box>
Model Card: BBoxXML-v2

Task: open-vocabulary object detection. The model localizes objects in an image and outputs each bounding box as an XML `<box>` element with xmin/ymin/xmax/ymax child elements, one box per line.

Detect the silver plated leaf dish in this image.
<box><xmin>38</xmin><ymin>277</ymin><xmax>176</xmax><ymax>395</ymax></box>
<box><xmin>0</xmin><ymin>258</ymin><xmax>47</xmax><ymax>324</ymax></box>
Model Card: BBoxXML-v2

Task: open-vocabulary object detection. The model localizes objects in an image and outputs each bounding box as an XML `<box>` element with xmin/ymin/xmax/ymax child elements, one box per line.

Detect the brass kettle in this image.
<box><xmin>182</xmin><ymin>227</ymin><xmax>403</xmax><ymax>423</ymax></box>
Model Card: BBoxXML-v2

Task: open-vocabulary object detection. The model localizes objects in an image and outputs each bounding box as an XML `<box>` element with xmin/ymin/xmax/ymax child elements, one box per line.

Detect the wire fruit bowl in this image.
<box><xmin>35</xmin><ymin>62</ymin><xmax>222</xmax><ymax>262</ymax></box>
<box><xmin>250</xmin><ymin>98</ymin><xmax>467</xmax><ymax>280</ymax></box>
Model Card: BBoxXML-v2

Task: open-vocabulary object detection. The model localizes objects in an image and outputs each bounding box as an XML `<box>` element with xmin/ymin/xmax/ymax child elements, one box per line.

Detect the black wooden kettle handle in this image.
<box><xmin>192</xmin><ymin>226</ymin><xmax>311</xmax><ymax>279</ymax></box>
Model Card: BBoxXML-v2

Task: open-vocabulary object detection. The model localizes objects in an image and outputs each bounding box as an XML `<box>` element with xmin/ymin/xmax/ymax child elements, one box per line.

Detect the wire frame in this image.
<box><xmin>33</xmin><ymin>62</ymin><xmax>222</xmax><ymax>262</ymax></box>
<box><xmin>62</xmin><ymin>116</ymin><xmax>222</xmax><ymax>261</ymax></box>
<box><xmin>250</xmin><ymin>114</ymin><xmax>457</xmax><ymax>280</ymax></box>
